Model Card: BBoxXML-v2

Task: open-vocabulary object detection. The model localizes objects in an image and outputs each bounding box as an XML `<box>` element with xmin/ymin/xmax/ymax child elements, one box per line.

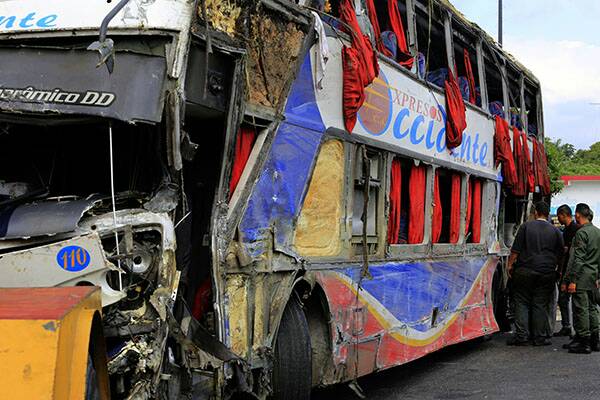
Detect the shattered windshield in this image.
<box><xmin>0</xmin><ymin>121</ymin><xmax>164</xmax><ymax>208</ymax></box>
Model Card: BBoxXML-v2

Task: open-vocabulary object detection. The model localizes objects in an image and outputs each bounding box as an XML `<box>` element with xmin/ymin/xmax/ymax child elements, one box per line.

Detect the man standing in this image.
<box><xmin>554</xmin><ymin>205</ymin><xmax>578</xmax><ymax>336</ymax></box>
<box><xmin>507</xmin><ymin>201</ymin><xmax>564</xmax><ymax>346</ymax></box>
<box><xmin>563</xmin><ymin>203</ymin><xmax>600</xmax><ymax>354</ymax></box>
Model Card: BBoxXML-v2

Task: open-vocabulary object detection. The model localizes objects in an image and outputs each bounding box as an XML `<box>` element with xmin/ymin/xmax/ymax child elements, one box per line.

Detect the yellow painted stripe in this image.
<box><xmin>361</xmin><ymin>102</ymin><xmax>384</xmax><ymax>113</ymax></box>
<box><xmin>365</xmin><ymin>87</ymin><xmax>389</xmax><ymax>100</ymax></box>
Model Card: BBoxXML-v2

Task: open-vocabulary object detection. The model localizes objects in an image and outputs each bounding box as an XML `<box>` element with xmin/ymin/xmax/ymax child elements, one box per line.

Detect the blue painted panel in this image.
<box><xmin>343</xmin><ymin>258</ymin><xmax>487</xmax><ymax>332</ymax></box>
<box><xmin>239</xmin><ymin>51</ymin><xmax>328</xmax><ymax>258</ymax></box>
<box><xmin>239</xmin><ymin>122</ymin><xmax>323</xmax><ymax>257</ymax></box>
<box><xmin>284</xmin><ymin>53</ymin><xmax>325</xmax><ymax>132</ymax></box>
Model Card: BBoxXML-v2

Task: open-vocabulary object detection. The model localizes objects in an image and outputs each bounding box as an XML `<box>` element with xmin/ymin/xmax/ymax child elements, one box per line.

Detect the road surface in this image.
<box><xmin>312</xmin><ymin>333</ymin><xmax>600</xmax><ymax>400</ymax></box>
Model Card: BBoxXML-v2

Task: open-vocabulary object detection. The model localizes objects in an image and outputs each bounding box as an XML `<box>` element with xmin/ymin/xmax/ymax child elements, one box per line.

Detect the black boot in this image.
<box><xmin>569</xmin><ymin>336</ymin><xmax>592</xmax><ymax>354</ymax></box>
<box><xmin>563</xmin><ymin>335</ymin><xmax>580</xmax><ymax>350</ymax></box>
<box><xmin>590</xmin><ymin>332</ymin><xmax>600</xmax><ymax>352</ymax></box>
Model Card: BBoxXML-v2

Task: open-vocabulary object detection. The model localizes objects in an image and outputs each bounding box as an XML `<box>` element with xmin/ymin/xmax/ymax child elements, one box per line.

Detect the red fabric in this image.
<box><xmin>463</xmin><ymin>49</ymin><xmax>476</xmax><ymax>104</ymax></box>
<box><xmin>342</xmin><ymin>46</ymin><xmax>367</xmax><ymax>132</ymax></box>
<box><xmin>387</xmin><ymin>158</ymin><xmax>402</xmax><ymax>244</ymax></box>
<box><xmin>340</xmin><ymin>0</ymin><xmax>379</xmax><ymax>132</ymax></box>
<box><xmin>471</xmin><ymin>179</ymin><xmax>482</xmax><ymax>243</ymax></box>
<box><xmin>444</xmin><ymin>69</ymin><xmax>467</xmax><ymax>149</ymax></box>
<box><xmin>521</xmin><ymin>132</ymin><xmax>536</xmax><ymax>193</ymax></box>
<box><xmin>388</xmin><ymin>0</ymin><xmax>414</xmax><ymax>68</ymax></box>
<box><xmin>192</xmin><ymin>278</ymin><xmax>212</xmax><ymax>320</ymax></box>
<box><xmin>512</xmin><ymin>127</ymin><xmax>527</xmax><ymax>197</ymax></box>
<box><xmin>494</xmin><ymin>116</ymin><xmax>518</xmax><ymax>187</ymax></box>
<box><xmin>465</xmin><ymin>178</ymin><xmax>472</xmax><ymax>235</ymax></box>
<box><xmin>449</xmin><ymin>173</ymin><xmax>461</xmax><ymax>244</ymax></box>
<box><xmin>229</xmin><ymin>126</ymin><xmax>257</xmax><ymax>197</ymax></box>
<box><xmin>408</xmin><ymin>164</ymin><xmax>426</xmax><ymax>244</ymax></box>
<box><xmin>432</xmin><ymin>170</ymin><xmax>442</xmax><ymax>243</ymax></box>
<box><xmin>365</xmin><ymin>0</ymin><xmax>386</xmax><ymax>56</ymax></box>
<box><xmin>533</xmin><ymin>140</ymin><xmax>551</xmax><ymax>195</ymax></box>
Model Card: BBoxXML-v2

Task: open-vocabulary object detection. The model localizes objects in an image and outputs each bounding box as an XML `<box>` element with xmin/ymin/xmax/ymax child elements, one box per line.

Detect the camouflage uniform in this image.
<box><xmin>564</xmin><ymin>223</ymin><xmax>600</xmax><ymax>340</ymax></box>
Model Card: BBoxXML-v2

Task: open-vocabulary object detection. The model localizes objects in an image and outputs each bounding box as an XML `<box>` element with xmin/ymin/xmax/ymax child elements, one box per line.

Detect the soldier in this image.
<box><xmin>507</xmin><ymin>201</ymin><xmax>564</xmax><ymax>346</ymax></box>
<box><xmin>562</xmin><ymin>203</ymin><xmax>600</xmax><ymax>354</ymax></box>
<box><xmin>554</xmin><ymin>204</ymin><xmax>578</xmax><ymax>337</ymax></box>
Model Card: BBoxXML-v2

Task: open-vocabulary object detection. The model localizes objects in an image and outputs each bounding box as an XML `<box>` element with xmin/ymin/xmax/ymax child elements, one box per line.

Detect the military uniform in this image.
<box><xmin>563</xmin><ymin>222</ymin><xmax>600</xmax><ymax>351</ymax></box>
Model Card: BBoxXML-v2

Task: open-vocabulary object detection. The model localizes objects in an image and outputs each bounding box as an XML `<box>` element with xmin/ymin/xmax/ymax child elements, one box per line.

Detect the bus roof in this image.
<box><xmin>440</xmin><ymin>0</ymin><xmax>540</xmax><ymax>86</ymax></box>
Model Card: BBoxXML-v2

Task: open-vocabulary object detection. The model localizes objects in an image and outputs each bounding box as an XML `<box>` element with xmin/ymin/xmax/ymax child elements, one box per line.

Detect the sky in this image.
<box><xmin>450</xmin><ymin>0</ymin><xmax>600</xmax><ymax>149</ymax></box>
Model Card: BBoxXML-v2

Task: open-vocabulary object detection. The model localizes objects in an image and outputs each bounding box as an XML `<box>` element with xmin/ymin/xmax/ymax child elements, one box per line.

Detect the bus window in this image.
<box><xmin>524</xmin><ymin>80</ymin><xmax>540</xmax><ymax>137</ymax></box>
<box><xmin>466</xmin><ymin>177</ymin><xmax>483</xmax><ymax>244</ymax></box>
<box><xmin>387</xmin><ymin>157</ymin><xmax>426</xmax><ymax>245</ymax></box>
<box><xmin>373</xmin><ymin>0</ymin><xmax>410</xmax><ymax>63</ymax></box>
<box><xmin>452</xmin><ymin>21</ymin><xmax>481</xmax><ymax>107</ymax></box>
<box><xmin>484</xmin><ymin>48</ymin><xmax>505</xmax><ymax>118</ymax></box>
<box><xmin>295</xmin><ymin>140</ymin><xmax>345</xmax><ymax>257</ymax></box>
<box><xmin>414</xmin><ymin>1</ymin><xmax>447</xmax><ymax>87</ymax></box>
<box><xmin>352</xmin><ymin>148</ymin><xmax>383</xmax><ymax>254</ymax></box>
<box><xmin>506</xmin><ymin>64</ymin><xmax>522</xmax><ymax>129</ymax></box>
<box><xmin>432</xmin><ymin>168</ymin><xmax>462</xmax><ymax>244</ymax></box>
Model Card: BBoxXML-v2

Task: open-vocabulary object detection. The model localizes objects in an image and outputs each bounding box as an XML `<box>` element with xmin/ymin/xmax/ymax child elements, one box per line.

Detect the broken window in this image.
<box><xmin>484</xmin><ymin>48</ymin><xmax>505</xmax><ymax>118</ymax></box>
<box><xmin>352</xmin><ymin>147</ymin><xmax>382</xmax><ymax>254</ymax></box>
<box><xmin>506</xmin><ymin>64</ymin><xmax>523</xmax><ymax>129</ymax></box>
<box><xmin>387</xmin><ymin>156</ymin><xmax>414</xmax><ymax>245</ymax></box>
<box><xmin>372</xmin><ymin>0</ymin><xmax>411</xmax><ymax>64</ymax></box>
<box><xmin>432</xmin><ymin>167</ymin><xmax>462</xmax><ymax>244</ymax></box>
<box><xmin>452</xmin><ymin>20</ymin><xmax>481</xmax><ymax>107</ymax></box>
<box><xmin>524</xmin><ymin>80</ymin><xmax>540</xmax><ymax>137</ymax></box>
<box><xmin>415</xmin><ymin>1</ymin><xmax>448</xmax><ymax>87</ymax></box>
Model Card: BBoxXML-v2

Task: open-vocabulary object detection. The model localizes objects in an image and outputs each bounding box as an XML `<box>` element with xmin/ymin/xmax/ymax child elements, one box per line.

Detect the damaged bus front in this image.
<box><xmin>0</xmin><ymin>0</ymin><xmax>246</xmax><ymax>398</ymax></box>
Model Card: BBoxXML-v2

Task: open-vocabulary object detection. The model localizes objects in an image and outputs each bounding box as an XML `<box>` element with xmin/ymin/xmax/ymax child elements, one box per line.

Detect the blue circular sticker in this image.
<box><xmin>56</xmin><ymin>245</ymin><xmax>91</xmax><ymax>272</ymax></box>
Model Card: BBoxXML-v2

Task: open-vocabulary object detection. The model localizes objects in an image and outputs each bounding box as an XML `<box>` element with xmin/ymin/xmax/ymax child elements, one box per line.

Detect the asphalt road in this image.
<box><xmin>312</xmin><ymin>333</ymin><xmax>600</xmax><ymax>400</ymax></box>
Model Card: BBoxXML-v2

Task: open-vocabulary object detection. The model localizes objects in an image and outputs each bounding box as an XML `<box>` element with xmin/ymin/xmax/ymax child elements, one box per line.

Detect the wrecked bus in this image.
<box><xmin>0</xmin><ymin>0</ymin><xmax>551</xmax><ymax>399</ymax></box>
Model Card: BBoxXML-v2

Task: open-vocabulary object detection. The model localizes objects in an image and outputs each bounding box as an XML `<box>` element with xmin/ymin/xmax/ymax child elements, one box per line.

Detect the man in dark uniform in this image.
<box><xmin>563</xmin><ymin>203</ymin><xmax>600</xmax><ymax>354</ymax></box>
<box><xmin>507</xmin><ymin>201</ymin><xmax>564</xmax><ymax>346</ymax></box>
<box><xmin>554</xmin><ymin>204</ymin><xmax>578</xmax><ymax>336</ymax></box>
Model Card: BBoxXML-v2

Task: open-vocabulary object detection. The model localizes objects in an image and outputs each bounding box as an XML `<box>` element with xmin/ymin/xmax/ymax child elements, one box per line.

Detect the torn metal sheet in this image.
<box><xmin>0</xmin><ymin>197</ymin><xmax>101</xmax><ymax>239</ymax></box>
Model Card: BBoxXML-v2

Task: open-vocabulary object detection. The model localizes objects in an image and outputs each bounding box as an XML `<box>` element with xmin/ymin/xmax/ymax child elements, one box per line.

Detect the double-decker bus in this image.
<box><xmin>0</xmin><ymin>0</ymin><xmax>551</xmax><ymax>399</ymax></box>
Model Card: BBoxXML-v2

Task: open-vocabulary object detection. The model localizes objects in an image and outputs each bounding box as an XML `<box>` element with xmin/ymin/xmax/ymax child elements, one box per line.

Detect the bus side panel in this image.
<box><xmin>314</xmin><ymin>256</ymin><xmax>499</xmax><ymax>381</ymax></box>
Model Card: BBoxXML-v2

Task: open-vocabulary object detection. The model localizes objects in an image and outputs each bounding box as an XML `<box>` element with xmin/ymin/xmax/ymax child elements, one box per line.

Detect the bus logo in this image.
<box><xmin>56</xmin><ymin>245</ymin><xmax>91</xmax><ymax>272</ymax></box>
<box><xmin>357</xmin><ymin>70</ymin><xmax>393</xmax><ymax>136</ymax></box>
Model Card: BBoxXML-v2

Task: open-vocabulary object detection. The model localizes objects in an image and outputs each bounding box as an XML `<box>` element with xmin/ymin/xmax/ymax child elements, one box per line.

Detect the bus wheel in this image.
<box><xmin>85</xmin><ymin>355</ymin><xmax>100</xmax><ymax>400</ymax></box>
<box><xmin>492</xmin><ymin>267</ymin><xmax>511</xmax><ymax>332</ymax></box>
<box><xmin>272</xmin><ymin>298</ymin><xmax>312</xmax><ymax>400</ymax></box>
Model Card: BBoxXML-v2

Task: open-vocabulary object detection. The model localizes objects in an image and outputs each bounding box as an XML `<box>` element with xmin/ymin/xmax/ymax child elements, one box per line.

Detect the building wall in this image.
<box><xmin>551</xmin><ymin>180</ymin><xmax>600</xmax><ymax>216</ymax></box>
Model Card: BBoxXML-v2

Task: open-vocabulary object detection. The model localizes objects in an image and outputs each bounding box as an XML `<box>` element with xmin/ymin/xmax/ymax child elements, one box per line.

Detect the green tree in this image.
<box><xmin>544</xmin><ymin>138</ymin><xmax>600</xmax><ymax>194</ymax></box>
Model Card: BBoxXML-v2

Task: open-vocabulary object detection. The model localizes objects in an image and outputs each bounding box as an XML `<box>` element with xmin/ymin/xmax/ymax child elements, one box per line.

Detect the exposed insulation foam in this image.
<box><xmin>295</xmin><ymin>140</ymin><xmax>344</xmax><ymax>257</ymax></box>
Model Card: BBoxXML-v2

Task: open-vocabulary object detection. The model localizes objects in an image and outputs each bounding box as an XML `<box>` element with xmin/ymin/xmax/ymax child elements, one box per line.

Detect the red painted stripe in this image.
<box><xmin>0</xmin><ymin>287</ymin><xmax>98</xmax><ymax>320</ymax></box>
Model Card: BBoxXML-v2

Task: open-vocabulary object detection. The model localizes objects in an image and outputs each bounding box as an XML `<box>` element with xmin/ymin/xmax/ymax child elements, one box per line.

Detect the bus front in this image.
<box><xmin>0</xmin><ymin>1</ymin><xmax>230</xmax><ymax>398</ymax></box>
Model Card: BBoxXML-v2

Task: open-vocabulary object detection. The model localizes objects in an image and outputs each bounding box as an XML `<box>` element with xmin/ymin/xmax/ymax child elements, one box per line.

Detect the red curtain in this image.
<box><xmin>533</xmin><ymin>140</ymin><xmax>551</xmax><ymax>195</ymax></box>
<box><xmin>449</xmin><ymin>173</ymin><xmax>461</xmax><ymax>244</ymax></box>
<box><xmin>388</xmin><ymin>0</ymin><xmax>414</xmax><ymax>68</ymax></box>
<box><xmin>522</xmin><ymin>132</ymin><xmax>536</xmax><ymax>193</ymax></box>
<box><xmin>432</xmin><ymin>170</ymin><xmax>442</xmax><ymax>243</ymax></box>
<box><xmin>444</xmin><ymin>69</ymin><xmax>467</xmax><ymax>149</ymax></box>
<box><xmin>341</xmin><ymin>0</ymin><xmax>379</xmax><ymax>133</ymax></box>
<box><xmin>408</xmin><ymin>164</ymin><xmax>426</xmax><ymax>244</ymax></box>
<box><xmin>387</xmin><ymin>158</ymin><xmax>402</xmax><ymax>244</ymax></box>
<box><xmin>465</xmin><ymin>178</ymin><xmax>472</xmax><ymax>235</ymax></box>
<box><xmin>229</xmin><ymin>126</ymin><xmax>257</xmax><ymax>197</ymax></box>
<box><xmin>365</xmin><ymin>0</ymin><xmax>385</xmax><ymax>56</ymax></box>
<box><xmin>511</xmin><ymin>127</ymin><xmax>527</xmax><ymax>197</ymax></box>
<box><xmin>494</xmin><ymin>116</ymin><xmax>518</xmax><ymax>188</ymax></box>
<box><xmin>471</xmin><ymin>179</ymin><xmax>482</xmax><ymax>243</ymax></box>
<box><xmin>463</xmin><ymin>49</ymin><xmax>476</xmax><ymax>104</ymax></box>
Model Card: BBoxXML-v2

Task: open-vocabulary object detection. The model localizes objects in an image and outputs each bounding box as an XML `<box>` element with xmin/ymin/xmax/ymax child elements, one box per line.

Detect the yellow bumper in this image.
<box><xmin>0</xmin><ymin>287</ymin><xmax>109</xmax><ymax>400</ymax></box>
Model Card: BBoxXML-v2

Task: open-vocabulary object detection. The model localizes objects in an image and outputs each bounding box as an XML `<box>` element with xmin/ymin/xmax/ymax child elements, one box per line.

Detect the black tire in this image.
<box><xmin>491</xmin><ymin>267</ymin><xmax>511</xmax><ymax>332</ymax></box>
<box><xmin>85</xmin><ymin>355</ymin><xmax>100</xmax><ymax>400</ymax></box>
<box><xmin>272</xmin><ymin>298</ymin><xmax>312</xmax><ymax>400</ymax></box>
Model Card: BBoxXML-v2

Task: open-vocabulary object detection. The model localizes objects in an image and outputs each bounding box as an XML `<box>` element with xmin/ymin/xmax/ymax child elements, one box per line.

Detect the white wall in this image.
<box><xmin>552</xmin><ymin>180</ymin><xmax>600</xmax><ymax>216</ymax></box>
